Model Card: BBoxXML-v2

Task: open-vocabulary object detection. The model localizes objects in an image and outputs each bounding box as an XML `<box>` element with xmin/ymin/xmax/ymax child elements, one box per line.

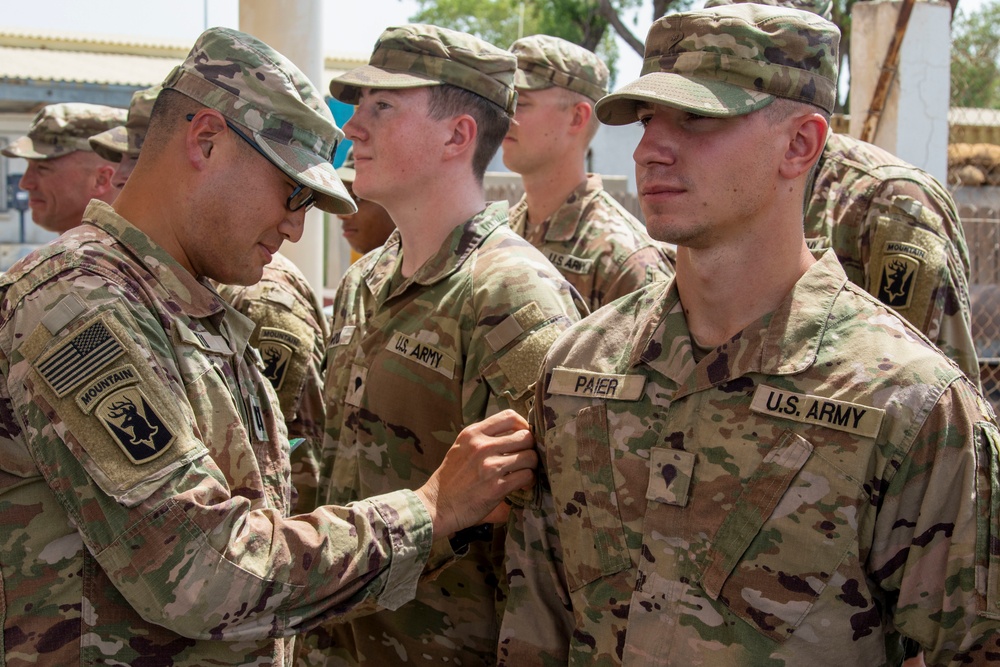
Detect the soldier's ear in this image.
<box><xmin>568</xmin><ymin>101</ymin><xmax>593</xmax><ymax>134</ymax></box>
<box><xmin>779</xmin><ymin>112</ymin><xmax>828</xmax><ymax>180</ymax></box>
<box><xmin>443</xmin><ymin>114</ymin><xmax>477</xmax><ymax>163</ymax></box>
<box><xmin>184</xmin><ymin>110</ymin><xmax>228</xmax><ymax>168</ymax></box>
<box><xmin>92</xmin><ymin>163</ymin><xmax>116</xmax><ymax>197</ymax></box>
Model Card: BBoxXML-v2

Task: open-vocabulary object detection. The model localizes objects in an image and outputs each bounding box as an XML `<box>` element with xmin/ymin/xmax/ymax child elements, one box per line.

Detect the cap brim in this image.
<box><xmin>596</xmin><ymin>72</ymin><xmax>774</xmax><ymax>125</ymax></box>
<box><xmin>257</xmin><ymin>134</ymin><xmax>357</xmax><ymax>215</ymax></box>
<box><xmin>329</xmin><ymin>65</ymin><xmax>442</xmax><ymax>104</ymax></box>
<box><xmin>89</xmin><ymin>127</ymin><xmax>127</xmax><ymax>163</ymax></box>
<box><xmin>1</xmin><ymin>135</ymin><xmax>78</xmax><ymax>160</ymax></box>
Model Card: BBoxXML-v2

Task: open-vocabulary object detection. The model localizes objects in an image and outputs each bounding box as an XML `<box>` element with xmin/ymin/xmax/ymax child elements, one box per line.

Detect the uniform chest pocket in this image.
<box><xmin>695</xmin><ymin>430</ymin><xmax>862</xmax><ymax>643</ymax></box>
<box><xmin>172</xmin><ymin>323</ymin><xmax>229</xmax><ymax>387</ymax></box>
<box><xmin>170</xmin><ymin>326</ymin><xmax>242</xmax><ymax>436</ymax></box>
<box><xmin>550</xmin><ymin>404</ymin><xmax>630</xmax><ymax>592</ymax></box>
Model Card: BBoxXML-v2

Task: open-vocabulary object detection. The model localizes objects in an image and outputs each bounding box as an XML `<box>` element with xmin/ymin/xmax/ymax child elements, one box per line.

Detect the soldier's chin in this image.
<box><xmin>29</xmin><ymin>208</ymin><xmax>58</xmax><ymax>232</ymax></box>
<box><xmin>212</xmin><ymin>265</ymin><xmax>265</xmax><ymax>287</ymax></box>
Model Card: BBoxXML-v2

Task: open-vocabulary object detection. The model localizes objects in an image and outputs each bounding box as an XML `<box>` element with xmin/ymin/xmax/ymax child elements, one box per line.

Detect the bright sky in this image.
<box><xmin>0</xmin><ymin>1</ymin><xmax>420</xmax><ymax>57</ymax></box>
<box><xmin>0</xmin><ymin>0</ymin><xmax>654</xmax><ymax>81</ymax></box>
<box><xmin>0</xmin><ymin>0</ymin><xmax>988</xmax><ymax>89</ymax></box>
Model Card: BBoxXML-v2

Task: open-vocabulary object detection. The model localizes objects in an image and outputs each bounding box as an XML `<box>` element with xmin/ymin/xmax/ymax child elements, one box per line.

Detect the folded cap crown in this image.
<box><xmin>3</xmin><ymin>103</ymin><xmax>126</xmax><ymax>160</ymax></box>
<box><xmin>329</xmin><ymin>24</ymin><xmax>518</xmax><ymax>116</ymax></box>
<box><xmin>596</xmin><ymin>4</ymin><xmax>840</xmax><ymax>125</ymax></box>
<box><xmin>703</xmin><ymin>0</ymin><xmax>834</xmax><ymax>22</ymax></box>
<box><xmin>510</xmin><ymin>34</ymin><xmax>609</xmax><ymax>102</ymax></box>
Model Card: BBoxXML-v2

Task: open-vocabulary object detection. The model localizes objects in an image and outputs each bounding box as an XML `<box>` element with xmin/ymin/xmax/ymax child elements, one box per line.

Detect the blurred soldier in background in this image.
<box><xmin>504</xmin><ymin>34</ymin><xmax>675</xmax><ymax>311</ymax></box>
<box><xmin>3</xmin><ymin>102</ymin><xmax>125</xmax><ymax>232</ymax></box>
<box><xmin>90</xmin><ymin>85</ymin><xmax>161</xmax><ymax>189</ymax></box>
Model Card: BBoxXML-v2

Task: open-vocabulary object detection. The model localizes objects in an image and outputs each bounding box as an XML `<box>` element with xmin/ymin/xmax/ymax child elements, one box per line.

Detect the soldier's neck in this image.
<box><xmin>674</xmin><ymin>230</ymin><xmax>815</xmax><ymax>349</ymax></box>
<box><xmin>521</xmin><ymin>160</ymin><xmax>587</xmax><ymax>227</ymax></box>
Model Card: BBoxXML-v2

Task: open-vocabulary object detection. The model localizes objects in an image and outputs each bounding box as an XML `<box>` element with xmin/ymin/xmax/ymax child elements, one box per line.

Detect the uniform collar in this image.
<box><xmin>634</xmin><ymin>250</ymin><xmax>848</xmax><ymax>399</ymax></box>
<box><xmin>510</xmin><ymin>174</ymin><xmax>603</xmax><ymax>243</ymax></box>
<box><xmin>83</xmin><ymin>200</ymin><xmax>227</xmax><ymax>319</ymax></box>
<box><xmin>363</xmin><ymin>201</ymin><xmax>509</xmax><ymax>304</ymax></box>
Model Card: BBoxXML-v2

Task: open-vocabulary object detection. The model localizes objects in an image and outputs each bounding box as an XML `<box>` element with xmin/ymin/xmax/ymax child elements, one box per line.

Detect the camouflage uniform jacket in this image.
<box><xmin>215</xmin><ymin>252</ymin><xmax>329</xmax><ymax>515</ymax></box>
<box><xmin>807</xmin><ymin>132</ymin><xmax>978</xmax><ymax>384</ymax></box>
<box><xmin>499</xmin><ymin>250</ymin><xmax>1000</xmax><ymax>666</ymax></box>
<box><xmin>302</xmin><ymin>201</ymin><xmax>583</xmax><ymax>666</ymax></box>
<box><xmin>0</xmin><ymin>201</ymin><xmax>433</xmax><ymax>667</ymax></box>
<box><xmin>509</xmin><ymin>174</ymin><xmax>675</xmax><ymax>312</ymax></box>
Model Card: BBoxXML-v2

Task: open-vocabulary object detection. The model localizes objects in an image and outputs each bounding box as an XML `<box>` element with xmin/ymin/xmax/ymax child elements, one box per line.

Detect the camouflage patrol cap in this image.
<box><xmin>703</xmin><ymin>0</ymin><xmax>834</xmax><ymax>22</ymax></box>
<box><xmin>329</xmin><ymin>24</ymin><xmax>518</xmax><ymax>116</ymax></box>
<box><xmin>89</xmin><ymin>126</ymin><xmax>128</xmax><ymax>163</ymax></box>
<box><xmin>336</xmin><ymin>147</ymin><xmax>356</xmax><ymax>184</ymax></box>
<box><xmin>595</xmin><ymin>4</ymin><xmax>840</xmax><ymax>125</ymax></box>
<box><xmin>2</xmin><ymin>103</ymin><xmax>126</xmax><ymax>160</ymax></box>
<box><xmin>161</xmin><ymin>27</ymin><xmax>355</xmax><ymax>215</ymax></box>
<box><xmin>510</xmin><ymin>34</ymin><xmax>609</xmax><ymax>102</ymax></box>
<box><xmin>90</xmin><ymin>85</ymin><xmax>162</xmax><ymax>162</ymax></box>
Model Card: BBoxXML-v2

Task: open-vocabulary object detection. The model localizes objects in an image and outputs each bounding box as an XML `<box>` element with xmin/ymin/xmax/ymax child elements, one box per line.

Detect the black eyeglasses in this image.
<box><xmin>186</xmin><ymin>113</ymin><xmax>316</xmax><ymax>212</ymax></box>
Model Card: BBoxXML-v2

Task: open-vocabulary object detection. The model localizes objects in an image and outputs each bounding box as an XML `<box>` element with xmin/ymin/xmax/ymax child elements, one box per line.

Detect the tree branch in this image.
<box><xmin>598</xmin><ymin>0</ymin><xmax>645</xmax><ymax>57</ymax></box>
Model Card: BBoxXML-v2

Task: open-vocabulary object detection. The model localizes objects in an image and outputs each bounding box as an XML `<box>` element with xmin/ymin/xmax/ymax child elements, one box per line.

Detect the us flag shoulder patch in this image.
<box><xmin>36</xmin><ymin>317</ymin><xmax>125</xmax><ymax>397</ymax></box>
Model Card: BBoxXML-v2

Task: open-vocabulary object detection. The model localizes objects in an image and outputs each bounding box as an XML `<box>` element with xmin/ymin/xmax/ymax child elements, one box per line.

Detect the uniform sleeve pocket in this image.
<box><xmin>696</xmin><ymin>430</ymin><xmax>857</xmax><ymax>643</ymax></box>
<box><xmin>552</xmin><ymin>404</ymin><xmax>630</xmax><ymax>592</ymax></box>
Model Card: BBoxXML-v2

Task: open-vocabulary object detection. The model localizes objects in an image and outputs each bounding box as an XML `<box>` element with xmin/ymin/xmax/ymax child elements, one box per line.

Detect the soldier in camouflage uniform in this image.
<box><xmin>92</xmin><ymin>84</ymin><xmax>331</xmax><ymax>516</ymax></box>
<box><xmin>705</xmin><ymin>0</ymin><xmax>979</xmax><ymax>386</ymax></box>
<box><xmin>0</xmin><ymin>27</ymin><xmax>539</xmax><ymax>667</ymax></box>
<box><xmin>499</xmin><ymin>5</ymin><xmax>1000</xmax><ymax>665</ymax></box>
<box><xmin>336</xmin><ymin>147</ymin><xmax>397</xmax><ymax>255</ymax></box>
<box><xmin>90</xmin><ymin>84</ymin><xmax>161</xmax><ymax>190</ymax></box>
<box><xmin>2</xmin><ymin>102</ymin><xmax>126</xmax><ymax>233</ymax></box>
<box><xmin>298</xmin><ymin>24</ymin><xmax>584</xmax><ymax>667</ymax></box>
<box><xmin>503</xmin><ymin>35</ymin><xmax>675</xmax><ymax>311</ymax></box>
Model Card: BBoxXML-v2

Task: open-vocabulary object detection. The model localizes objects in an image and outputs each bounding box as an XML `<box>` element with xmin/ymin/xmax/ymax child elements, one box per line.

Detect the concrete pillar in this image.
<box><xmin>849</xmin><ymin>1</ymin><xmax>951</xmax><ymax>183</ymax></box>
<box><xmin>239</xmin><ymin>0</ymin><xmax>332</xmax><ymax>296</ymax></box>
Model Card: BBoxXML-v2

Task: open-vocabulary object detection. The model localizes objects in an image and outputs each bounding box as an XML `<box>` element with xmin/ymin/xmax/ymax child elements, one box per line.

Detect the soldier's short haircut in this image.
<box><xmin>427</xmin><ymin>84</ymin><xmax>510</xmax><ymax>182</ymax></box>
<box><xmin>143</xmin><ymin>89</ymin><xmax>204</xmax><ymax>158</ymax></box>
<box><xmin>761</xmin><ymin>97</ymin><xmax>832</xmax><ymax>123</ymax></box>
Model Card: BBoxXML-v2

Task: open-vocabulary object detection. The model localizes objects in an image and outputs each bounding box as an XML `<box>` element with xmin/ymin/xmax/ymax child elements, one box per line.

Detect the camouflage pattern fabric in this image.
<box><xmin>0</xmin><ymin>201</ymin><xmax>434</xmax><ymax>666</ymax></box>
<box><xmin>329</xmin><ymin>24</ymin><xmax>518</xmax><ymax>116</ymax></box>
<box><xmin>1</xmin><ymin>102</ymin><xmax>126</xmax><ymax>159</ymax></box>
<box><xmin>214</xmin><ymin>252</ymin><xmax>329</xmax><ymax>515</ymax></box>
<box><xmin>509</xmin><ymin>174</ymin><xmax>675</xmax><ymax>312</ymax></box>
<box><xmin>90</xmin><ymin>85</ymin><xmax>162</xmax><ymax>162</ymax></box>
<box><xmin>596</xmin><ymin>4</ymin><xmax>839</xmax><ymax>124</ymax></box>
<box><xmin>807</xmin><ymin>132</ymin><xmax>978</xmax><ymax>386</ymax></box>
<box><xmin>499</xmin><ymin>250</ymin><xmax>1000</xmax><ymax>665</ymax></box>
<box><xmin>163</xmin><ymin>27</ymin><xmax>354</xmax><ymax>215</ymax></box>
<box><xmin>297</xmin><ymin>201</ymin><xmax>583</xmax><ymax>666</ymax></box>
<box><xmin>510</xmin><ymin>34</ymin><xmax>609</xmax><ymax>102</ymax></box>
<box><xmin>89</xmin><ymin>125</ymin><xmax>128</xmax><ymax>162</ymax></box>
<box><xmin>705</xmin><ymin>0</ymin><xmax>833</xmax><ymax>21</ymax></box>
